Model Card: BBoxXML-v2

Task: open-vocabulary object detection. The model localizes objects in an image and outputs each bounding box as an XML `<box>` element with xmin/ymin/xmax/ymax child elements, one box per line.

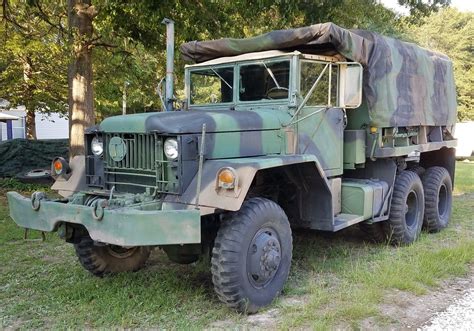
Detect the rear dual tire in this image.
<box><xmin>386</xmin><ymin>170</ymin><xmax>424</xmax><ymax>245</ymax></box>
<box><xmin>422</xmin><ymin>166</ymin><xmax>453</xmax><ymax>232</ymax></box>
<box><xmin>361</xmin><ymin>166</ymin><xmax>452</xmax><ymax>244</ymax></box>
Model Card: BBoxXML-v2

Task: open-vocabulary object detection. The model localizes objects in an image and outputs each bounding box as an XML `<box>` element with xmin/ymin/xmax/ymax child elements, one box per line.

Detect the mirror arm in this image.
<box><xmin>286</xmin><ymin>107</ymin><xmax>327</xmax><ymax>126</ymax></box>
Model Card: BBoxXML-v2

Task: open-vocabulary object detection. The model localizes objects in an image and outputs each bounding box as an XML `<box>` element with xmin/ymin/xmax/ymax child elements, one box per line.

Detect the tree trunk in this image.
<box><xmin>25</xmin><ymin>109</ymin><xmax>36</xmax><ymax>139</ymax></box>
<box><xmin>22</xmin><ymin>57</ymin><xmax>36</xmax><ymax>140</ymax></box>
<box><xmin>67</xmin><ymin>0</ymin><xmax>96</xmax><ymax>157</ymax></box>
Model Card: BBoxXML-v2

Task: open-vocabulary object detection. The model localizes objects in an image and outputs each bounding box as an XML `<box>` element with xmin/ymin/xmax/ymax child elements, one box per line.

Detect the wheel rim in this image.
<box><xmin>247</xmin><ymin>227</ymin><xmax>282</xmax><ymax>289</ymax></box>
<box><xmin>106</xmin><ymin>245</ymin><xmax>138</xmax><ymax>259</ymax></box>
<box><xmin>438</xmin><ymin>183</ymin><xmax>448</xmax><ymax>217</ymax></box>
<box><xmin>405</xmin><ymin>191</ymin><xmax>419</xmax><ymax>228</ymax></box>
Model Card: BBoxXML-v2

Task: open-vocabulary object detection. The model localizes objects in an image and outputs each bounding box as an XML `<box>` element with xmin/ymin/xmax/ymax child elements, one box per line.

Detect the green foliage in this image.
<box><xmin>0</xmin><ymin>0</ymin><xmax>69</xmax><ymax>116</ymax></box>
<box><xmin>402</xmin><ymin>8</ymin><xmax>474</xmax><ymax>121</ymax></box>
<box><xmin>0</xmin><ymin>138</ymin><xmax>68</xmax><ymax>177</ymax></box>
<box><xmin>398</xmin><ymin>0</ymin><xmax>450</xmax><ymax>18</ymax></box>
<box><xmin>0</xmin><ymin>178</ymin><xmax>50</xmax><ymax>192</ymax></box>
<box><xmin>97</xmin><ymin>0</ymin><xmax>398</xmax><ymax>100</ymax></box>
<box><xmin>0</xmin><ymin>0</ymin><xmax>465</xmax><ymax>123</ymax></box>
<box><xmin>93</xmin><ymin>43</ymin><xmax>162</xmax><ymax>118</ymax></box>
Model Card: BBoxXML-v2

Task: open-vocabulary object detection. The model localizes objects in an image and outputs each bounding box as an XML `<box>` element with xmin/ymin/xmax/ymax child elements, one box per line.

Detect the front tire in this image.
<box><xmin>74</xmin><ymin>236</ymin><xmax>151</xmax><ymax>277</ymax></box>
<box><xmin>211</xmin><ymin>198</ymin><xmax>292</xmax><ymax>313</ymax></box>
<box><xmin>422</xmin><ymin>166</ymin><xmax>453</xmax><ymax>232</ymax></box>
<box><xmin>386</xmin><ymin>170</ymin><xmax>425</xmax><ymax>245</ymax></box>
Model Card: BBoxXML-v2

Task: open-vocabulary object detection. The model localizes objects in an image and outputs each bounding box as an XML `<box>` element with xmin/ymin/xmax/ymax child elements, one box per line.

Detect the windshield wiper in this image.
<box><xmin>262</xmin><ymin>62</ymin><xmax>281</xmax><ymax>89</ymax></box>
<box><xmin>210</xmin><ymin>67</ymin><xmax>233</xmax><ymax>90</ymax></box>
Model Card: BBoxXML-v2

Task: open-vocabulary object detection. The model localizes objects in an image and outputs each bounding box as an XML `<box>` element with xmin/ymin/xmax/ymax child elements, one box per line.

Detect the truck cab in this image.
<box><xmin>185</xmin><ymin>50</ymin><xmax>362</xmax><ymax>176</ymax></box>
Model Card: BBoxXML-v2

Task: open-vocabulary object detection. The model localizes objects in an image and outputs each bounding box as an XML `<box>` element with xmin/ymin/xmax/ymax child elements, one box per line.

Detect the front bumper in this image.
<box><xmin>7</xmin><ymin>192</ymin><xmax>201</xmax><ymax>246</ymax></box>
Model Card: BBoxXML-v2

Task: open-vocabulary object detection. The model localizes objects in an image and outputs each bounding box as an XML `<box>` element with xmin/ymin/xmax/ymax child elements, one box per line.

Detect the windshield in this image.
<box><xmin>239</xmin><ymin>59</ymin><xmax>290</xmax><ymax>101</ymax></box>
<box><xmin>190</xmin><ymin>66</ymin><xmax>234</xmax><ymax>105</ymax></box>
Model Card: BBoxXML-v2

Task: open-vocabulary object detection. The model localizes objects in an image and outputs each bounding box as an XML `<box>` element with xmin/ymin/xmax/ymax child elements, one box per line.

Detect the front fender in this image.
<box><xmin>169</xmin><ymin>154</ymin><xmax>330</xmax><ymax>212</ymax></box>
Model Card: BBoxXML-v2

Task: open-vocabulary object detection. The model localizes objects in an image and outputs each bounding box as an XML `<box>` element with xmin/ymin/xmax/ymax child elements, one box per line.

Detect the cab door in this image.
<box><xmin>296</xmin><ymin>61</ymin><xmax>344</xmax><ymax>177</ymax></box>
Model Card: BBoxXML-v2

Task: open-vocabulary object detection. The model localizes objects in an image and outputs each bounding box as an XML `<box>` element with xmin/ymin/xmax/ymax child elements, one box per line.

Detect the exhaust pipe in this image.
<box><xmin>162</xmin><ymin>18</ymin><xmax>175</xmax><ymax>112</ymax></box>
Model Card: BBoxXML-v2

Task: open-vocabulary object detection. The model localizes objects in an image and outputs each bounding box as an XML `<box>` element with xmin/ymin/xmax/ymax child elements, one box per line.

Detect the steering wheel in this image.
<box><xmin>265</xmin><ymin>86</ymin><xmax>289</xmax><ymax>100</ymax></box>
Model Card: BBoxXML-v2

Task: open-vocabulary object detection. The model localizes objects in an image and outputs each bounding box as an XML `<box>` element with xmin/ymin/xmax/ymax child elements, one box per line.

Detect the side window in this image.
<box><xmin>190</xmin><ymin>67</ymin><xmax>233</xmax><ymax>104</ymax></box>
<box><xmin>300</xmin><ymin>61</ymin><xmax>338</xmax><ymax>106</ymax></box>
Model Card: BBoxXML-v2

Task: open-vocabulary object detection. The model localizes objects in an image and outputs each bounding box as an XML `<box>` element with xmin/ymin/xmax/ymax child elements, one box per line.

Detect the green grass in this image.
<box><xmin>1</xmin><ymin>162</ymin><xmax>473</xmax><ymax>329</ymax></box>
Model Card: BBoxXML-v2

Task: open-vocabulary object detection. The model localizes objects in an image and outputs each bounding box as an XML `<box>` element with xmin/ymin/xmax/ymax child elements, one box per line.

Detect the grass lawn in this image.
<box><xmin>1</xmin><ymin>162</ymin><xmax>473</xmax><ymax>329</ymax></box>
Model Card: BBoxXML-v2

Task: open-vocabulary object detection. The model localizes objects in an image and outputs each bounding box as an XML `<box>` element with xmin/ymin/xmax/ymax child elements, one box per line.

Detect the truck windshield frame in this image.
<box><xmin>186</xmin><ymin>54</ymin><xmax>295</xmax><ymax>109</ymax></box>
<box><xmin>189</xmin><ymin>64</ymin><xmax>235</xmax><ymax>106</ymax></box>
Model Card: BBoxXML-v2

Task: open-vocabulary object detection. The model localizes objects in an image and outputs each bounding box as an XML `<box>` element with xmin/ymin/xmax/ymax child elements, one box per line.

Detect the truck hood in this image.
<box><xmin>99</xmin><ymin>109</ymin><xmax>284</xmax><ymax>134</ymax></box>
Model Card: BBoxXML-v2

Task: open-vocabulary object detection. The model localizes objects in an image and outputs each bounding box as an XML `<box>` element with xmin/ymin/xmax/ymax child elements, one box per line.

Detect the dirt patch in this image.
<box><xmin>208</xmin><ymin>268</ymin><xmax>473</xmax><ymax>330</ymax></box>
<box><xmin>208</xmin><ymin>296</ymin><xmax>308</xmax><ymax>330</ymax></box>
<box><xmin>2</xmin><ymin>318</ymin><xmax>26</xmax><ymax>331</ymax></box>
<box><xmin>361</xmin><ymin>267</ymin><xmax>474</xmax><ymax>330</ymax></box>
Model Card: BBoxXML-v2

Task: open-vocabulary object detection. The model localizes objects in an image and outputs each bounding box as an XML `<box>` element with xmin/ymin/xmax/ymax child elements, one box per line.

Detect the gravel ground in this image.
<box><xmin>421</xmin><ymin>289</ymin><xmax>474</xmax><ymax>331</ymax></box>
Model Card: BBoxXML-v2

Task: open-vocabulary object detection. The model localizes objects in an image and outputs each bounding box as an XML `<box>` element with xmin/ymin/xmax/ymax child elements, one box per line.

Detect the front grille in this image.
<box><xmin>105</xmin><ymin>133</ymin><xmax>158</xmax><ymax>171</ymax></box>
<box><xmin>103</xmin><ymin>133</ymin><xmax>179</xmax><ymax>194</ymax></box>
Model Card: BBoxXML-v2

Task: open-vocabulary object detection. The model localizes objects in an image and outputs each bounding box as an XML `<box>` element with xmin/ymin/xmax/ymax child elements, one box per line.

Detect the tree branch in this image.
<box><xmin>32</xmin><ymin>0</ymin><xmax>66</xmax><ymax>34</ymax></box>
<box><xmin>1</xmin><ymin>0</ymin><xmax>30</xmax><ymax>32</ymax></box>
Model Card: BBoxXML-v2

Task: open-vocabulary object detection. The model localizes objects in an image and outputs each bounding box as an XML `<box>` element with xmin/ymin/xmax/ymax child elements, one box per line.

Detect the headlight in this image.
<box><xmin>91</xmin><ymin>136</ymin><xmax>103</xmax><ymax>156</ymax></box>
<box><xmin>164</xmin><ymin>138</ymin><xmax>179</xmax><ymax>160</ymax></box>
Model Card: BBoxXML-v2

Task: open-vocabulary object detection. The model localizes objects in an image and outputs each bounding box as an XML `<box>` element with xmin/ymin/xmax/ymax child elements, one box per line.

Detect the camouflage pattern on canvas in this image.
<box><xmin>180</xmin><ymin>22</ymin><xmax>457</xmax><ymax>128</ymax></box>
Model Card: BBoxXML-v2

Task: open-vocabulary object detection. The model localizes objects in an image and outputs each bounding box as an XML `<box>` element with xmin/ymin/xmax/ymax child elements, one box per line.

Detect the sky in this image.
<box><xmin>380</xmin><ymin>0</ymin><xmax>473</xmax><ymax>15</ymax></box>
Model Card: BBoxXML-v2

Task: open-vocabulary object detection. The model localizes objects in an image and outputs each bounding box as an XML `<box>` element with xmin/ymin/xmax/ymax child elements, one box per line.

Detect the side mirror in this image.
<box><xmin>338</xmin><ymin>63</ymin><xmax>363</xmax><ymax>109</ymax></box>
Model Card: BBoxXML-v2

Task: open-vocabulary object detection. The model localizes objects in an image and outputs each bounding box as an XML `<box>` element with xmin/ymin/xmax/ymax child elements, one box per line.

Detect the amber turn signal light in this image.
<box><xmin>217</xmin><ymin>167</ymin><xmax>237</xmax><ymax>189</ymax></box>
<box><xmin>53</xmin><ymin>160</ymin><xmax>63</xmax><ymax>174</ymax></box>
<box><xmin>51</xmin><ymin>157</ymin><xmax>70</xmax><ymax>177</ymax></box>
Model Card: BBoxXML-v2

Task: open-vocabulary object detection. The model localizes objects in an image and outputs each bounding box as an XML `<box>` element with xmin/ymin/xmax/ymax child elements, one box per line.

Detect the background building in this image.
<box><xmin>0</xmin><ymin>99</ymin><xmax>69</xmax><ymax>141</ymax></box>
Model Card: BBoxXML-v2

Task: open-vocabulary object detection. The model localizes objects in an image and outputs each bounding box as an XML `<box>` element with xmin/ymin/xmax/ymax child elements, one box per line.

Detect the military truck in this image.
<box><xmin>7</xmin><ymin>22</ymin><xmax>457</xmax><ymax>313</ymax></box>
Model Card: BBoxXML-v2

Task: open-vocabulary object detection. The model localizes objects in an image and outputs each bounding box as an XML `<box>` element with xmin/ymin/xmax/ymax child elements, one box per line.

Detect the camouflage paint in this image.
<box><xmin>166</xmin><ymin>154</ymin><xmax>330</xmax><ymax>213</ymax></box>
<box><xmin>100</xmin><ymin>109</ymin><xmax>282</xmax><ymax>134</ymax></box>
<box><xmin>295</xmin><ymin>107</ymin><xmax>344</xmax><ymax>176</ymax></box>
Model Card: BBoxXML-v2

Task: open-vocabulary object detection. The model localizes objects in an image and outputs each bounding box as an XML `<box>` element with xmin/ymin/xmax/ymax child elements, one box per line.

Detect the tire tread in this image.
<box><xmin>211</xmin><ymin>197</ymin><xmax>292</xmax><ymax>313</ymax></box>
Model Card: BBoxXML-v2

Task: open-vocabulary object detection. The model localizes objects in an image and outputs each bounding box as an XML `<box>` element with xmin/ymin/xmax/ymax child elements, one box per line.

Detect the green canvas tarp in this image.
<box><xmin>180</xmin><ymin>22</ymin><xmax>457</xmax><ymax>128</ymax></box>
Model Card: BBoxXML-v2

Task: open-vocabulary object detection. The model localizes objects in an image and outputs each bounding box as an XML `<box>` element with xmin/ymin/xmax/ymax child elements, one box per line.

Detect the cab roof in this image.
<box><xmin>185</xmin><ymin>50</ymin><xmax>342</xmax><ymax>69</ymax></box>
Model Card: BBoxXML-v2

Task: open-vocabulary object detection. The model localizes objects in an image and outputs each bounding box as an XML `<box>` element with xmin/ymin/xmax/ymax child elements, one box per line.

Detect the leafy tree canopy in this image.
<box><xmin>0</xmin><ymin>0</ymin><xmax>68</xmax><ymax>116</ymax></box>
<box><xmin>1</xmin><ymin>0</ymin><xmax>470</xmax><ymax>130</ymax></box>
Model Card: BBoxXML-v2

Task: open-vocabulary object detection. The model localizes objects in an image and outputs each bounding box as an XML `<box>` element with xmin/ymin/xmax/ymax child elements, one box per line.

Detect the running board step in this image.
<box><xmin>333</xmin><ymin>213</ymin><xmax>365</xmax><ymax>231</ymax></box>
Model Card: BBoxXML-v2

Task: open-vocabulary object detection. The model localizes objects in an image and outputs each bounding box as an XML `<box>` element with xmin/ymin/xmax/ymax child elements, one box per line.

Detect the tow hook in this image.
<box><xmin>25</xmin><ymin>192</ymin><xmax>47</xmax><ymax>241</ymax></box>
<box><xmin>91</xmin><ymin>199</ymin><xmax>108</xmax><ymax>221</ymax></box>
<box><xmin>31</xmin><ymin>191</ymin><xmax>47</xmax><ymax>211</ymax></box>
